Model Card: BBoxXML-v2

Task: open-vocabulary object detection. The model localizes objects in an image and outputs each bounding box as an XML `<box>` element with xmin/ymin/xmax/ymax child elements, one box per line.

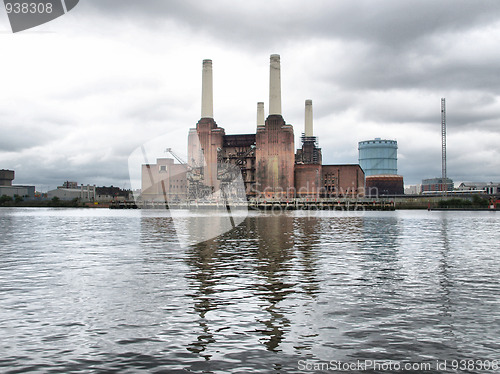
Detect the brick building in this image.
<box><xmin>142</xmin><ymin>55</ymin><xmax>365</xmax><ymax>201</ymax></box>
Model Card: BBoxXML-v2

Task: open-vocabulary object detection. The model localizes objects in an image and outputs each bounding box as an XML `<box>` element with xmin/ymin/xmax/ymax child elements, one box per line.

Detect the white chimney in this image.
<box><xmin>201</xmin><ymin>59</ymin><xmax>213</xmax><ymax>118</ymax></box>
<box><xmin>269</xmin><ymin>54</ymin><xmax>282</xmax><ymax>116</ymax></box>
<box><xmin>257</xmin><ymin>102</ymin><xmax>265</xmax><ymax>127</ymax></box>
<box><xmin>305</xmin><ymin>99</ymin><xmax>313</xmax><ymax>137</ymax></box>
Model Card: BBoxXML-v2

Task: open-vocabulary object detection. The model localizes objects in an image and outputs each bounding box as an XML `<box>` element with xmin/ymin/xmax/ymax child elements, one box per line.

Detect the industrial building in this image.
<box><xmin>142</xmin><ymin>55</ymin><xmax>365</xmax><ymax>201</ymax></box>
<box><xmin>0</xmin><ymin>169</ymin><xmax>35</xmax><ymax>199</ymax></box>
<box><xmin>421</xmin><ymin>177</ymin><xmax>454</xmax><ymax>192</ymax></box>
<box><xmin>358</xmin><ymin>139</ymin><xmax>404</xmax><ymax>196</ymax></box>
<box><xmin>457</xmin><ymin>182</ymin><xmax>500</xmax><ymax>194</ymax></box>
<box><xmin>141</xmin><ymin>158</ymin><xmax>188</xmax><ymax>201</ymax></box>
<box><xmin>47</xmin><ymin>183</ymin><xmax>96</xmax><ymax>201</ymax></box>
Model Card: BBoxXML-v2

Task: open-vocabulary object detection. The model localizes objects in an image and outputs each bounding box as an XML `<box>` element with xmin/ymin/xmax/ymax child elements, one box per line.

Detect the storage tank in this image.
<box><xmin>358</xmin><ymin>139</ymin><xmax>398</xmax><ymax>176</ymax></box>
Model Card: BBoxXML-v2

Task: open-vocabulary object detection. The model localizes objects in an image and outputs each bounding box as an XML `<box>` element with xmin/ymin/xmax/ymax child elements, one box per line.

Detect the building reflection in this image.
<box><xmin>249</xmin><ymin>214</ymin><xmax>295</xmax><ymax>352</ymax></box>
<box><xmin>184</xmin><ymin>238</ymin><xmax>218</xmax><ymax>360</ymax></box>
<box><xmin>293</xmin><ymin>215</ymin><xmax>322</xmax><ymax>297</ymax></box>
<box><xmin>181</xmin><ymin>212</ymin><xmax>324</xmax><ymax>356</ymax></box>
<box><xmin>358</xmin><ymin>216</ymin><xmax>401</xmax><ymax>283</ymax></box>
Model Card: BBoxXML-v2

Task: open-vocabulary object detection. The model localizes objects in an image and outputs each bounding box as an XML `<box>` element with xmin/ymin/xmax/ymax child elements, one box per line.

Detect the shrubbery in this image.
<box><xmin>438</xmin><ymin>196</ymin><xmax>490</xmax><ymax>208</ymax></box>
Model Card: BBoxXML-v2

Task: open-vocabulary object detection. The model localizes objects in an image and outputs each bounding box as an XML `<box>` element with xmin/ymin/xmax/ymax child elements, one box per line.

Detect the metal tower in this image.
<box><xmin>441</xmin><ymin>98</ymin><xmax>447</xmax><ymax>194</ymax></box>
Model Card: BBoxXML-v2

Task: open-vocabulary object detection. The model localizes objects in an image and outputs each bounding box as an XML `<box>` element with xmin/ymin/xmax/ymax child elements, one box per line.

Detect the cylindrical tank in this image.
<box><xmin>365</xmin><ymin>175</ymin><xmax>404</xmax><ymax>196</ymax></box>
<box><xmin>358</xmin><ymin>138</ymin><xmax>398</xmax><ymax>176</ymax></box>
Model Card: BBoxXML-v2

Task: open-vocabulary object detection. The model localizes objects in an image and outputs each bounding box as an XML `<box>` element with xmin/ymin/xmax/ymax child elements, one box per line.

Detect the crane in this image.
<box><xmin>164</xmin><ymin>148</ymin><xmax>211</xmax><ymax>200</ymax></box>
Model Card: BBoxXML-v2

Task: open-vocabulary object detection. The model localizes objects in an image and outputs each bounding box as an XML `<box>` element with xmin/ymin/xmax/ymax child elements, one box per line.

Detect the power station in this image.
<box><xmin>142</xmin><ymin>55</ymin><xmax>365</xmax><ymax>201</ymax></box>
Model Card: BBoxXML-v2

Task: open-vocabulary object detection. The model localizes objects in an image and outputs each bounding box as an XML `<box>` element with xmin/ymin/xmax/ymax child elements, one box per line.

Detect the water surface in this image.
<box><xmin>0</xmin><ymin>208</ymin><xmax>499</xmax><ymax>373</ymax></box>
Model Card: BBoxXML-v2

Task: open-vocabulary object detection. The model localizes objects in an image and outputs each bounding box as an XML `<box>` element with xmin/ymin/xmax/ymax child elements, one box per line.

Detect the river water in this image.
<box><xmin>0</xmin><ymin>208</ymin><xmax>499</xmax><ymax>373</ymax></box>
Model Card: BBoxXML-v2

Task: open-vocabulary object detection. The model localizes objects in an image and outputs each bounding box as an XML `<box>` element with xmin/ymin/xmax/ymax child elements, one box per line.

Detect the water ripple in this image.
<box><xmin>0</xmin><ymin>208</ymin><xmax>499</xmax><ymax>372</ymax></box>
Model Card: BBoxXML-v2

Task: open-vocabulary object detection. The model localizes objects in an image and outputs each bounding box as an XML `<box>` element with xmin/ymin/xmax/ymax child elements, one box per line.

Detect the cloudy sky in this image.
<box><xmin>1</xmin><ymin>0</ymin><xmax>500</xmax><ymax>191</ymax></box>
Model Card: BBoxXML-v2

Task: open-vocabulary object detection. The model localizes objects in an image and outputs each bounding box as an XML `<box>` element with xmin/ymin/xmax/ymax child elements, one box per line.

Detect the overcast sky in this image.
<box><xmin>1</xmin><ymin>0</ymin><xmax>500</xmax><ymax>191</ymax></box>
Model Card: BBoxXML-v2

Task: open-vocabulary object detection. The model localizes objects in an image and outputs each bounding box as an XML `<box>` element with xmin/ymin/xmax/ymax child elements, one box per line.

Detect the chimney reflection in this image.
<box><xmin>252</xmin><ymin>215</ymin><xmax>294</xmax><ymax>352</ymax></box>
<box><xmin>184</xmin><ymin>239</ymin><xmax>218</xmax><ymax>360</ymax></box>
<box><xmin>293</xmin><ymin>215</ymin><xmax>322</xmax><ymax>297</ymax></box>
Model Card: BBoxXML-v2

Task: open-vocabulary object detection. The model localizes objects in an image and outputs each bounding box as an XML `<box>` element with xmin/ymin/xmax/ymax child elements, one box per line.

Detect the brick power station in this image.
<box><xmin>142</xmin><ymin>55</ymin><xmax>364</xmax><ymax>201</ymax></box>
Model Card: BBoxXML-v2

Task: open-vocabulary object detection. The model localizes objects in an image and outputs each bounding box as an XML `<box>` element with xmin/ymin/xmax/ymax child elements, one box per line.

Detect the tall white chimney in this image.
<box><xmin>269</xmin><ymin>54</ymin><xmax>282</xmax><ymax>116</ymax></box>
<box><xmin>201</xmin><ymin>59</ymin><xmax>213</xmax><ymax>118</ymax></box>
<box><xmin>305</xmin><ymin>99</ymin><xmax>313</xmax><ymax>137</ymax></box>
<box><xmin>257</xmin><ymin>102</ymin><xmax>265</xmax><ymax>127</ymax></box>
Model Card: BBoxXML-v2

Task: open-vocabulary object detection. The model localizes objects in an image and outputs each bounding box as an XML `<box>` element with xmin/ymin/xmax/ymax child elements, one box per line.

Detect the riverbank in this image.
<box><xmin>0</xmin><ymin>198</ymin><xmax>111</xmax><ymax>209</ymax></box>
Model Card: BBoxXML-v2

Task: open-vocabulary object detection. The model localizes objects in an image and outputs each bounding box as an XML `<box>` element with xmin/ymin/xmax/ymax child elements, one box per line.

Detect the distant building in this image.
<box><xmin>421</xmin><ymin>178</ymin><xmax>454</xmax><ymax>192</ymax></box>
<box><xmin>404</xmin><ymin>185</ymin><xmax>421</xmax><ymax>195</ymax></box>
<box><xmin>47</xmin><ymin>183</ymin><xmax>96</xmax><ymax>201</ymax></box>
<box><xmin>95</xmin><ymin>186</ymin><xmax>132</xmax><ymax>202</ymax></box>
<box><xmin>0</xmin><ymin>169</ymin><xmax>35</xmax><ymax>199</ymax></box>
<box><xmin>0</xmin><ymin>169</ymin><xmax>15</xmax><ymax>186</ymax></box>
<box><xmin>62</xmin><ymin>181</ymin><xmax>78</xmax><ymax>189</ymax></box>
<box><xmin>457</xmin><ymin>182</ymin><xmax>487</xmax><ymax>191</ymax></box>
<box><xmin>485</xmin><ymin>183</ymin><xmax>500</xmax><ymax>195</ymax></box>
<box><xmin>458</xmin><ymin>182</ymin><xmax>500</xmax><ymax>194</ymax></box>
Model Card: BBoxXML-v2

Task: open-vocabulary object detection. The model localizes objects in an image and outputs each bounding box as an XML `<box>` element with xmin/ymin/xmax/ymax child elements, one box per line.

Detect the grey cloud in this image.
<box><xmin>80</xmin><ymin>1</ymin><xmax>500</xmax><ymax>47</ymax></box>
<box><xmin>4</xmin><ymin>0</ymin><xmax>500</xmax><ymax>189</ymax></box>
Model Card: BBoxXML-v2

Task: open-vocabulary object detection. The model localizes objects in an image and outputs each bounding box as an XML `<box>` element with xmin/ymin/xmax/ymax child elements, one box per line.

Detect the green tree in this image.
<box><xmin>0</xmin><ymin>195</ymin><xmax>13</xmax><ymax>206</ymax></box>
<box><xmin>49</xmin><ymin>196</ymin><xmax>61</xmax><ymax>207</ymax></box>
<box><xmin>472</xmin><ymin>195</ymin><xmax>488</xmax><ymax>208</ymax></box>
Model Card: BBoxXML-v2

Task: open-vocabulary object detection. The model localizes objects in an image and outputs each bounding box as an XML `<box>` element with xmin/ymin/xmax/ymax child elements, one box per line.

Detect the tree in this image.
<box><xmin>0</xmin><ymin>195</ymin><xmax>13</xmax><ymax>206</ymax></box>
<box><xmin>49</xmin><ymin>196</ymin><xmax>61</xmax><ymax>207</ymax></box>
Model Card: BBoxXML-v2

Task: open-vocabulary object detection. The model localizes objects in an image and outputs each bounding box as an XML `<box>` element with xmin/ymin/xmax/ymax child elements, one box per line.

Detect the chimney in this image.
<box><xmin>201</xmin><ymin>59</ymin><xmax>213</xmax><ymax>118</ymax></box>
<box><xmin>257</xmin><ymin>102</ymin><xmax>265</xmax><ymax>127</ymax></box>
<box><xmin>305</xmin><ymin>99</ymin><xmax>313</xmax><ymax>137</ymax></box>
<box><xmin>269</xmin><ymin>54</ymin><xmax>282</xmax><ymax>116</ymax></box>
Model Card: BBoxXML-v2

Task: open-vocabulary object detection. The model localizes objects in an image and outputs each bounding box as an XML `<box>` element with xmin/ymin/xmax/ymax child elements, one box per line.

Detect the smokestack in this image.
<box><xmin>269</xmin><ymin>54</ymin><xmax>282</xmax><ymax>116</ymax></box>
<box><xmin>201</xmin><ymin>59</ymin><xmax>213</xmax><ymax>118</ymax></box>
<box><xmin>257</xmin><ymin>102</ymin><xmax>265</xmax><ymax>127</ymax></box>
<box><xmin>305</xmin><ymin>99</ymin><xmax>313</xmax><ymax>137</ymax></box>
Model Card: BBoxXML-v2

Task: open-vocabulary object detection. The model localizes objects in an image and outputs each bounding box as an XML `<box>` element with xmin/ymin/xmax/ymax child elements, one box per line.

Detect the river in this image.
<box><xmin>0</xmin><ymin>208</ymin><xmax>499</xmax><ymax>373</ymax></box>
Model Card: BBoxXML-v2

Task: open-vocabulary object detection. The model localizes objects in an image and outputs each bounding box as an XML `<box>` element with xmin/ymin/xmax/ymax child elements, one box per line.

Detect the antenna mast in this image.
<box><xmin>441</xmin><ymin>98</ymin><xmax>447</xmax><ymax>195</ymax></box>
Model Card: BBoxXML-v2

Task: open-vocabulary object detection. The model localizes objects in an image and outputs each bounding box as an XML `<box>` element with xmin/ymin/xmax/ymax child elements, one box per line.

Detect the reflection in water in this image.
<box><xmin>185</xmin><ymin>239</ymin><xmax>218</xmax><ymax>360</ymax></box>
<box><xmin>172</xmin><ymin>208</ymin><xmax>248</xmax><ymax>247</ymax></box>
<box><xmin>182</xmin><ymin>213</ymin><xmax>326</xmax><ymax>358</ymax></box>
<box><xmin>359</xmin><ymin>216</ymin><xmax>402</xmax><ymax>284</ymax></box>
<box><xmin>293</xmin><ymin>215</ymin><xmax>322</xmax><ymax>298</ymax></box>
<box><xmin>438</xmin><ymin>215</ymin><xmax>455</xmax><ymax>341</ymax></box>
<box><xmin>2</xmin><ymin>209</ymin><xmax>500</xmax><ymax>373</ymax></box>
<box><xmin>253</xmin><ymin>215</ymin><xmax>294</xmax><ymax>352</ymax></box>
